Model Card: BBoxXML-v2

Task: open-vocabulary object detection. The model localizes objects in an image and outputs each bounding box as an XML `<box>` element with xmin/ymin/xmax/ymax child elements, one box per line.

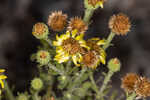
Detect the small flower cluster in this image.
<box><xmin>122</xmin><ymin>73</ymin><xmax>150</xmax><ymax>98</ymax></box>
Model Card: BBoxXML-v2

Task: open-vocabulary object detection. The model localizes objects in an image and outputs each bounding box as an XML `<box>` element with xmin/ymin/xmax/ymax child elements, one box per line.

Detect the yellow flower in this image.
<box><xmin>0</xmin><ymin>69</ymin><xmax>7</xmax><ymax>93</ymax></box>
<box><xmin>84</xmin><ymin>0</ymin><xmax>106</xmax><ymax>9</ymax></box>
<box><xmin>53</xmin><ymin>30</ymin><xmax>88</xmax><ymax>66</ymax></box>
<box><xmin>82</xmin><ymin>38</ymin><xmax>106</xmax><ymax>69</ymax></box>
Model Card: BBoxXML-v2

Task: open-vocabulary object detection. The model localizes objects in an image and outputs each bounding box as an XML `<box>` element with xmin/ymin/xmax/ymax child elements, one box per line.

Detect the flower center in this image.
<box><xmin>62</xmin><ymin>38</ymin><xmax>81</xmax><ymax>55</ymax></box>
<box><xmin>40</xmin><ymin>52</ymin><xmax>47</xmax><ymax>59</ymax></box>
<box><xmin>82</xmin><ymin>51</ymin><xmax>98</xmax><ymax>67</ymax></box>
<box><xmin>87</xmin><ymin>40</ymin><xmax>100</xmax><ymax>54</ymax></box>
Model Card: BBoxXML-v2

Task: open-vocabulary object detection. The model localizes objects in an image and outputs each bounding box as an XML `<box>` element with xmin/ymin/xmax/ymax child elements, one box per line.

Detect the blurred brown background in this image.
<box><xmin>0</xmin><ymin>0</ymin><xmax>150</xmax><ymax>97</ymax></box>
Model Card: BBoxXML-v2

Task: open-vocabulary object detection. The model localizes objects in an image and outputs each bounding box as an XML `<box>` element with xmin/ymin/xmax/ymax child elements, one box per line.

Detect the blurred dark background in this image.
<box><xmin>1</xmin><ymin>0</ymin><xmax>150</xmax><ymax>97</ymax></box>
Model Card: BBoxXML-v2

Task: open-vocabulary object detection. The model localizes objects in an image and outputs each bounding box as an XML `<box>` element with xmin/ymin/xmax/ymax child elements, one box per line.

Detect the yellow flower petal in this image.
<box><xmin>0</xmin><ymin>75</ymin><xmax>7</xmax><ymax>80</ymax></box>
<box><xmin>55</xmin><ymin>53</ymin><xmax>70</xmax><ymax>63</ymax></box>
<box><xmin>100</xmin><ymin>56</ymin><xmax>105</xmax><ymax>64</ymax></box>
<box><xmin>71</xmin><ymin>29</ymin><xmax>78</xmax><ymax>38</ymax></box>
<box><xmin>53</xmin><ymin>41</ymin><xmax>62</xmax><ymax>46</ymax></box>
<box><xmin>97</xmin><ymin>40</ymin><xmax>106</xmax><ymax>46</ymax></box>
<box><xmin>0</xmin><ymin>69</ymin><xmax>5</xmax><ymax>73</ymax></box>
<box><xmin>75</xmin><ymin>33</ymin><xmax>84</xmax><ymax>41</ymax></box>
<box><xmin>72</xmin><ymin>55</ymin><xmax>80</xmax><ymax>66</ymax></box>
<box><xmin>99</xmin><ymin>1</ymin><xmax>104</xmax><ymax>8</ymax></box>
<box><xmin>60</xmin><ymin>32</ymin><xmax>70</xmax><ymax>40</ymax></box>
<box><xmin>90</xmin><ymin>38</ymin><xmax>100</xmax><ymax>41</ymax></box>
<box><xmin>56</xmin><ymin>47</ymin><xmax>64</xmax><ymax>53</ymax></box>
<box><xmin>0</xmin><ymin>80</ymin><xmax>4</xmax><ymax>88</ymax></box>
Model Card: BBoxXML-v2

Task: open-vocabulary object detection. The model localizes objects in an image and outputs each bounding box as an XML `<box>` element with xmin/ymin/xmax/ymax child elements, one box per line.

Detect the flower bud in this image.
<box><xmin>107</xmin><ymin>58</ymin><xmax>121</xmax><ymax>72</ymax></box>
<box><xmin>32</xmin><ymin>23</ymin><xmax>49</xmax><ymax>39</ymax></box>
<box><xmin>31</xmin><ymin>78</ymin><xmax>43</xmax><ymax>91</ymax></box>
<box><xmin>17</xmin><ymin>93</ymin><xmax>29</xmax><ymax>100</ymax></box>
<box><xmin>64</xmin><ymin>92</ymin><xmax>72</xmax><ymax>99</ymax></box>
<box><xmin>36</xmin><ymin>50</ymin><xmax>51</xmax><ymax>66</ymax></box>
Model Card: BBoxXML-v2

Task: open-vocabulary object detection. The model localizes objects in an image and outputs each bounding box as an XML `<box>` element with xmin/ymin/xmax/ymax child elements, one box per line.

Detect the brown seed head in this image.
<box><xmin>39</xmin><ymin>51</ymin><xmax>47</xmax><ymax>59</ymax></box>
<box><xmin>68</xmin><ymin>17</ymin><xmax>88</xmax><ymax>34</ymax></box>
<box><xmin>62</xmin><ymin>38</ymin><xmax>83</xmax><ymax>55</ymax></box>
<box><xmin>135</xmin><ymin>77</ymin><xmax>150</xmax><ymax>97</ymax></box>
<box><xmin>109</xmin><ymin>13</ymin><xmax>131</xmax><ymax>35</ymax></box>
<box><xmin>88</xmin><ymin>0</ymin><xmax>105</xmax><ymax>7</ymax></box>
<box><xmin>82</xmin><ymin>51</ymin><xmax>99</xmax><ymax>69</ymax></box>
<box><xmin>121</xmin><ymin>73</ymin><xmax>140</xmax><ymax>93</ymax></box>
<box><xmin>48</xmin><ymin>11</ymin><xmax>67</xmax><ymax>32</ymax></box>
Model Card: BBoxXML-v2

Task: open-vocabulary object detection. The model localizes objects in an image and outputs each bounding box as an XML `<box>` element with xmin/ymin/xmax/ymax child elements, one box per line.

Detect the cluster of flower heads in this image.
<box><xmin>53</xmin><ymin>30</ymin><xmax>106</xmax><ymax>69</ymax></box>
<box><xmin>121</xmin><ymin>73</ymin><xmax>150</xmax><ymax>98</ymax></box>
<box><xmin>0</xmin><ymin>69</ymin><xmax>7</xmax><ymax>94</ymax></box>
<box><xmin>32</xmin><ymin>1</ymin><xmax>131</xmax><ymax>69</ymax></box>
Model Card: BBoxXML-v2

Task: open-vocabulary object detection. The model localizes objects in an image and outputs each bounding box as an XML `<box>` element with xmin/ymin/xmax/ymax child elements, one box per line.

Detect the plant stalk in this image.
<box><xmin>4</xmin><ymin>81</ymin><xmax>15</xmax><ymax>100</ymax></box>
<box><xmin>83</xmin><ymin>8</ymin><xmax>94</xmax><ymax>24</ymax></box>
<box><xmin>48</xmin><ymin>63</ymin><xmax>64</xmax><ymax>75</ymax></box>
<box><xmin>126</xmin><ymin>92</ymin><xmax>136</xmax><ymax>100</ymax></box>
<box><xmin>99</xmin><ymin>70</ymin><xmax>114</xmax><ymax>97</ymax></box>
<box><xmin>89</xmin><ymin>71</ymin><xmax>99</xmax><ymax>94</ymax></box>
<box><xmin>103</xmin><ymin>32</ymin><xmax>116</xmax><ymax>50</ymax></box>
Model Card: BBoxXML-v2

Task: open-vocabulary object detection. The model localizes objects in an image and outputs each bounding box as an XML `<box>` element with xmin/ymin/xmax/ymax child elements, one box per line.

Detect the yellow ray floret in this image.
<box><xmin>53</xmin><ymin>30</ymin><xmax>88</xmax><ymax>66</ymax></box>
<box><xmin>83</xmin><ymin>38</ymin><xmax>106</xmax><ymax>69</ymax></box>
<box><xmin>0</xmin><ymin>69</ymin><xmax>7</xmax><ymax>89</ymax></box>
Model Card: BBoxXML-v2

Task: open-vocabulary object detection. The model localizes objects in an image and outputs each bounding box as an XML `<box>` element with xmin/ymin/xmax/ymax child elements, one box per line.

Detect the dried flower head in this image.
<box><xmin>88</xmin><ymin>0</ymin><xmax>106</xmax><ymax>8</ymax></box>
<box><xmin>32</xmin><ymin>23</ymin><xmax>49</xmax><ymax>39</ymax></box>
<box><xmin>68</xmin><ymin>17</ymin><xmax>88</xmax><ymax>34</ymax></box>
<box><xmin>85</xmin><ymin>38</ymin><xmax>106</xmax><ymax>66</ymax></box>
<box><xmin>121</xmin><ymin>73</ymin><xmax>140</xmax><ymax>93</ymax></box>
<box><xmin>109</xmin><ymin>13</ymin><xmax>131</xmax><ymax>35</ymax></box>
<box><xmin>135</xmin><ymin>77</ymin><xmax>150</xmax><ymax>97</ymax></box>
<box><xmin>48</xmin><ymin>11</ymin><xmax>67</xmax><ymax>32</ymax></box>
<box><xmin>82</xmin><ymin>51</ymin><xmax>100</xmax><ymax>69</ymax></box>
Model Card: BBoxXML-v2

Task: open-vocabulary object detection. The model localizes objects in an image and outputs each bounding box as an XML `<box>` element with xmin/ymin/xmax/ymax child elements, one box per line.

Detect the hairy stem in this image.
<box><xmin>83</xmin><ymin>8</ymin><xmax>94</xmax><ymax>24</ymax></box>
<box><xmin>4</xmin><ymin>81</ymin><xmax>15</xmax><ymax>100</ymax></box>
<box><xmin>99</xmin><ymin>70</ymin><xmax>114</xmax><ymax>98</ymax></box>
<box><xmin>48</xmin><ymin>63</ymin><xmax>64</xmax><ymax>75</ymax></box>
<box><xmin>103</xmin><ymin>32</ymin><xmax>115</xmax><ymax>50</ymax></box>
<box><xmin>89</xmin><ymin>71</ymin><xmax>99</xmax><ymax>94</ymax></box>
<box><xmin>70</xmin><ymin>68</ymin><xmax>87</xmax><ymax>92</ymax></box>
<box><xmin>126</xmin><ymin>92</ymin><xmax>136</xmax><ymax>100</ymax></box>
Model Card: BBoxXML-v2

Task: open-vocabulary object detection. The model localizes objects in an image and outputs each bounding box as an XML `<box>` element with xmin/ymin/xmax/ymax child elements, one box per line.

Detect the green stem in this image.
<box><xmin>48</xmin><ymin>63</ymin><xmax>64</xmax><ymax>75</ymax></box>
<box><xmin>4</xmin><ymin>81</ymin><xmax>15</xmax><ymax>100</ymax></box>
<box><xmin>69</xmin><ymin>68</ymin><xmax>87</xmax><ymax>92</ymax></box>
<box><xmin>103</xmin><ymin>32</ymin><xmax>116</xmax><ymax>50</ymax></box>
<box><xmin>66</xmin><ymin>61</ymin><xmax>72</xmax><ymax>73</ymax></box>
<box><xmin>126</xmin><ymin>92</ymin><xmax>136</xmax><ymax>100</ymax></box>
<box><xmin>45</xmin><ymin>38</ymin><xmax>54</xmax><ymax>48</ymax></box>
<box><xmin>83</xmin><ymin>8</ymin><xmax>94</xmax><ymax>24</ymax></box>
<box><xmin>99</xmin><ymin>70</ymin><xmax>114</xmax><ymax>97</ymax></box>
<box><xmin>33</xmin><ymin>91</ymin><xmax>40</xmax><ymax>100</ymax></box>
<box><xmin>89</xmin><ymin>72</ymin><xmax>99</xmax><ymax>94</ymax></box>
